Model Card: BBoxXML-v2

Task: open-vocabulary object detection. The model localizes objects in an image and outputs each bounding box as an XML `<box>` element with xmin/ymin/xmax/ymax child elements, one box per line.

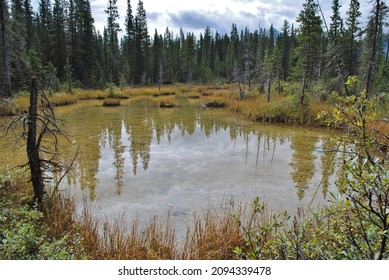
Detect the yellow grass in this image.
<box><xmin>75</xmin><ymin>89</ymin><xmax>108</xmax><ymax>100</ymax></box>
<box><xmin>103</xmin><ymin>99</ymin><xmax>121</xmax><ymax>107</ymax></box>
<box><xmin>158</xmin><ymin>96</ymin><xmax>176</xmax><ymax>108</ymax></box>
<box><xmin>48</xmin><ymin>93</ymin><xmax>78</xmax><ymax>106</ymax></box>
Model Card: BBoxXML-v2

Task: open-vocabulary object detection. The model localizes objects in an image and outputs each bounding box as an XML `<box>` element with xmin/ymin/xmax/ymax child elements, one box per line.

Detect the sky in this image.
<box><xmin>31</xmin><ymin>0</ymin><xmax>374</xmax><ymax>37</ymax></box>
<box><xmin>91</xmin><ymin>0</ymin><xmax>373</xmax><ymax>36</ymax></box>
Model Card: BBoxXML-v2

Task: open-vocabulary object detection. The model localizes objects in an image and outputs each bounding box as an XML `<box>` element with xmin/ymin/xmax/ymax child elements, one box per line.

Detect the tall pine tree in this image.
<box><xmin>105</xmin><ymin>0</ymin><xmax>121</xmax><ymax>85</ymax></box>
<box><xmin>296</xmin><ymin>0</ymin><xmax>323</xmax><ymax>105</ymax></box>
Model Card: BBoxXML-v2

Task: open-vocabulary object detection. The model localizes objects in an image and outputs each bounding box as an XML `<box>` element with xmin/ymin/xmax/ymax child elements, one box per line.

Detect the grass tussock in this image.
<box><xmin>103</xmin><ymin>99</ymin><xmax>121</xmax><ymax>107</ymax></box>
<box><xmin>182</xmin><ymin>206</ymin><xmax>244</xmax><ymax>260</ymax></box>
<box><xmin>48</xmin><ymin>94</ymin><xmax>78</xmax><ymax>106</ymax></box>
<box><xmin>159</xmin><ymin>97</ymin><xmax>175</xmax><ymax>108</ymax></box>
<box><xmin>75</xmin><ymin>89</ymin><xmax>108</xmax><ymax>100</ymax></box>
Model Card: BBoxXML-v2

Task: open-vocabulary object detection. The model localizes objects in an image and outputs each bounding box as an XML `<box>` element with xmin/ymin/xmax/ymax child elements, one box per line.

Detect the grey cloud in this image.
<box><xmin>167</xmin><ymin>9</ymin><xmax>264</xmax><ymax>35</ymax></box>
<box><xmin>147</xmin><ymin>11</ymin><xmax>162</xmax><ymax>21</ymax></box>
<box><xmin>169</xmin><ymin>10</ymin><xmax>224</xmax><ymax>32</ymax></box>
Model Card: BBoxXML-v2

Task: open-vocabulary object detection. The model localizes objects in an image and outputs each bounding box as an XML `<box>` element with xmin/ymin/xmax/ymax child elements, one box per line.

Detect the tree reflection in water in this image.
<box><xmin>0</xmin><ymin>97</ymin><xmax>342</xmax><ymax>217</ymax></box>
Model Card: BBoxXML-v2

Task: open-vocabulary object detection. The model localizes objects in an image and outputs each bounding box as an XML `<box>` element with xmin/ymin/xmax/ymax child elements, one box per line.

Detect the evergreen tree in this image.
<box><xmin>180</xmin><ymin>32</ymin><xmax>196</xmax><ymax>84</ymax></box>
<box><xmin>345</xmin><ymin>0</ymin><xmax>362</xmax><ymax>77</ymax></box>
<box><xmin>280</xmin><ymin>20</ymin><xmax>291</xmax><ymax>81</ymax></box>
<box><xmin>133</xmin><ymin>0</ymin><xmax>149</xmax><ymax>85</ymax></box>
<box><xmin>296</xmin><ymin>0</ymin><xmax>323</xmax><ymax>105</ymax></box>
<box><xmin>51</xmin><ymin>0</ymin><xmax>66</xmax><ymax>80</ymax></box>
<box><xmin>105</xmin><ymin>0</ymin><xmax>121</xmax><ymax>85</ymax></box>
<box><xmin>23</xmin><ymin>0</ymin><xmax>33</xmax><ymax>51</ymax></box>
<box><xmin>362</xmin><ymin>0</ymin><xmax>388</xmax><ymax>98</ymax></box>
<box><xmin>124</xmin><ymin>0</ymin><xmax>134</xmax><ymax>84</ymax></box>
<box><xmin>242</xmin><ymin>27</ymin><xmax>256</xmax><ymax>91</ymax></box>
<box><xmin>199</xmin><ymin>26</ymin><xmax>214</xmax><ymax>83</ymax></box>
<box><xmin>38</xmin><ymin>0</ymin><xmax>52</xmax><ymax>64</ymax></box>
<box><xmin>69</xmin><ymin>0</ymin><xmax>95</xmax><ymax>87</ymax></box>
<box><xmin>326</xmin><ymin>0</ymin><xmax>346</xmax><ymax>91</ymax></box>
<box><xmin>151</xmin><ymin>29</ymin><xmax>163</xmax><ymax>86</ymax></box>
<box><xmin>256</xmin><ymin>28</ymin><xmax>267</xmax><ymax>93</ymax></box>
<box><xmin>163</xmin><ymin>27</ymin><xmax>176</xmax><ymax>83</ymax></box>
<box><xmin>10</xmin><ymin>0</ymin><xmax>28</xmax><ymax>91</ymax></box>
<box><xmin>225</xmin><ymin>23</ymin><xmax>239</xmax><ymax>82</ymax></box>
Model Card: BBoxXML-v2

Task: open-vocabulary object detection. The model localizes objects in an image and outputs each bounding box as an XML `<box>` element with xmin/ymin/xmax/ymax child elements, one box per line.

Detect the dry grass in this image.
<box><xmin>36</xmin><ymin>189</ymin><xmax>247</xmax><ymax>260</ymax></box>
<box><xmin>103</xmin><ymin>99</ymin><xmax>121</xmax><ymax>107</ymax></box>
<box><xmin>75</xmin><ymin>89</ymin><xmax>108</xmax><ymax>100</ymax></box>
<box><xmin>159</xmin><ymin>96</ymin><xmax>176</xmax><ymax>108</ymax></box>
<box><xmin>48</xmin><ymin>94</ymin><xmax>78</xmax><ymax>106</ymax></box>
<box><xmin>182</xmin><ymin>206</ymin><xmax>244</xmax><ymax>260</ymax></box>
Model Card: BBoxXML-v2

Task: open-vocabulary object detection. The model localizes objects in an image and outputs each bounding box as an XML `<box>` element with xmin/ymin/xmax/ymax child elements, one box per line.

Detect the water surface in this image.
<box><xmin>0</xmin><ymin>97</ymin><xmax>341</xmax><ymax>226</ymax></box>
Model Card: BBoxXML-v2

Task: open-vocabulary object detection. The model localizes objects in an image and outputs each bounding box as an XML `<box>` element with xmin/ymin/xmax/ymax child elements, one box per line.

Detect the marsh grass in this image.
<box><xmin>181</xmin><ymin>204</ymin><xmax>244</xmax><ymax>260</ymax></box>
<box><xmin>159</xmin><ymin>97</ymin><xmax>176</xmax><ymax>108</ymax></box>
<box><xmin>103</xmin><ymin>99</ymin><xmax>121</xmax><ymax>107</ymax></box>
<box><xmin>76</xmin><ymin>89</ymin><xmax>108</xmax><ymax>100</ymax></box>
<box><xmin>48</xmin><ymin>94</ymin><xmax>78</xmax><ymax>106</ymax></box>
<box><xmin>41</xmin><ymin>194</ymin><xmax>244</xmax><ymax>260</ymax></box>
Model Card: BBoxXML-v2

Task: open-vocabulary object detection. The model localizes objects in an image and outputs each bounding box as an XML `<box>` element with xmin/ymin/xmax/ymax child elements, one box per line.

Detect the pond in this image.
<box><xmin>0</xmin><ymin>96</ymin><xmax>341</xmax><ymax>228</ymax></box>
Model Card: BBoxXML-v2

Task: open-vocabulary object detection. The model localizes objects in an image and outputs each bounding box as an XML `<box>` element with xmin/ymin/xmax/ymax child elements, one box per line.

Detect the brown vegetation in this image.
<box><xmin>103</xmin><ymin>99</ymin><xmax>121</xmax><ymax>107</ymax></box>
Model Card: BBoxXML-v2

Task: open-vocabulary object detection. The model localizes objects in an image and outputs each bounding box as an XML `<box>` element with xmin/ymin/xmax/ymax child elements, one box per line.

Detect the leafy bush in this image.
<box><xmin>0</xmin><ymin>171</ymin><xmax>81</xmax><ymax>260</ymax></box>
<box><xmin>0</xmin><ymin>201</ymin><xmax>79</xmax><ymax>260</ymax></box>
<box><xmin>234</xmin><ymin>93</ymin><xmax>388</xmax><ymax>260</ymax></box>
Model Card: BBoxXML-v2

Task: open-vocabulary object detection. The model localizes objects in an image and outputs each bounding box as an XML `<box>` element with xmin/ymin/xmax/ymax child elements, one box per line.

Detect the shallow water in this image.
<box><xmin>0</xmin><ymin>96</ymin><xmax>341</xmax><ymax>226</ymax></box>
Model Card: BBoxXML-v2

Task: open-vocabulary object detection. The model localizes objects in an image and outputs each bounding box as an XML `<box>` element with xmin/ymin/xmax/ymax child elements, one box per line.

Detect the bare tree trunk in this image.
<box><xmin>0</xmin><ymin>2</ymin><xmax>12</xmax><ymax>97</ymax></box>
<box><xmin>300</xmin><ymin>77</ymin><xmax>306</xmax><ymax>106</ymax></box>
<box><xmin>267</xmin><ymin>74</ymin><xmax>271</xmax><ymax>102</ymax></box>
<box><xmin>27</xmin><ymin>77</ymin><xmax>45</xmax><ymax>205</ymax></box>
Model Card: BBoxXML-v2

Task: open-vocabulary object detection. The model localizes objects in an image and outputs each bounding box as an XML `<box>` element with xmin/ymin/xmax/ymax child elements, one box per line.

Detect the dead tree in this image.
<box><xmin>27</xmin><ymin>77</ymin><xmax>45</xmax><ymax>204</ymax></box>
<box><xmin>8</xmin><ymin>77</ymin><xmax>77</xmax><ymax>207</ymax></box>
<box><xmin>0</xmin><ymin>0</ymin><xmax>12</xmax><ymax>97</ymax></box>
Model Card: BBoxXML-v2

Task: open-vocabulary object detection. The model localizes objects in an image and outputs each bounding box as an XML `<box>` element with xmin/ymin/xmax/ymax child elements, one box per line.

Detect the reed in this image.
<box><xmin>36</xmin><ymin>190</ymin><xmax>246</xmax><ymax>260</ymax></box>
<box><xmin>181</xmin><ymin>205</ymin><xmax>244</xmax><ymax>260</ymax></box>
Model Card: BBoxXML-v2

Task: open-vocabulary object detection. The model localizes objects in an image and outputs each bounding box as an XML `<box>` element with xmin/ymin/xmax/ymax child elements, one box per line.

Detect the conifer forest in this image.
<box><xmin>0</xmin><ymin>0</ymin><xmax>388</xmax><ymax>97</ymax></box>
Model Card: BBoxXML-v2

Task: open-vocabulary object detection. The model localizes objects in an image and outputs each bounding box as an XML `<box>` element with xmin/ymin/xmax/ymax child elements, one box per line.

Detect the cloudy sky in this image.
<box><xmin>91</xmin><ymin>0</ymin><xmax>373</xmax><ymax>36</ymax></box>
<box><xmin>32</xmin><ymin>0</ymin><xmax>373</xmax><ymax>36</ymax></box>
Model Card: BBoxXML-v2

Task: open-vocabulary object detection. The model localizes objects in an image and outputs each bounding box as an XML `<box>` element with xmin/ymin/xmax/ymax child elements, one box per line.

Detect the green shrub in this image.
<box><xmin>0</xmin><ymin>202</ymin><xmax>79</xmax><ymax>260</ymax></box>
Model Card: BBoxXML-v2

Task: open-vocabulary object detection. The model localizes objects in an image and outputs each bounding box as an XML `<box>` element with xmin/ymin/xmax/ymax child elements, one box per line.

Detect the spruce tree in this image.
<box><xmin>326</xmin><ymin>0</ymin><xmax>346</xmax><ymax>91</ymax></box>
<box><xmin>23</xmin><ymin>0</ymin><xmax>33</xmax><ymax>51</ymax></box>
<box><xmin>363</xmin><ymin>0</ymin><xmax>388</xmax><ymax>98</ymax></box>
<box><xmin>296</xmin><ymin>0</ymin><xmax>323</xmax><ymax>105</ymax></box>
<box><xmin>105</xmin><ymin>0</ymin><xmax>121</xmax><ymax>85</ymax></box>
<box><xmin>38</xmin><ymin>0</ymin><xmax>52</xmax><ymax>64</ymax></box>
<box><xmin>10</xmin><ymin>0</ymin><xmax>28</xmax><ymax>91</ymax></box>
<box><xmin>133</xmin><ymin>0</ymin><xmax>149</xmax><ymax>85</ymax></box>
<box><xmin>124</xmin><ymin>0</ymin><xmax>134</xmax><ymax>84</ymax></box>
<box><xmin>51</xmin><ymin>0</ymin><xmax>66</xmax><ymax>80</ymax></box>
<box><xmin>151</xmin><ymin>29</ymin><xmax>163</xmax><ymax>86</ymax></box>
<box><xmin>280</xmin><ymin>20</ymin><xmax>291</xmax><ymax>81</ymax></box>
<box><xmin>180</xmin><ymin>32</ymin><xmax>196</xmax><ymax>84</ymax></box>
<box><xmin>345</xmin><ymin>0</ymin><xmax>362</xmax><ymax>77</ymax></box>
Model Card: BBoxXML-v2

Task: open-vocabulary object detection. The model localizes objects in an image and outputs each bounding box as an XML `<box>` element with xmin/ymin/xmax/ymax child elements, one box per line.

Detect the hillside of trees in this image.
<box><xmin>0</xmin><ymin>0</ymin><xmax>388</xmax><ymax>100</ymax></box>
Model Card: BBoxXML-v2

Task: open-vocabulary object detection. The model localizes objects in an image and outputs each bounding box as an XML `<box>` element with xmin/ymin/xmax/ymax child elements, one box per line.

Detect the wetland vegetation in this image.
<box><xmin>0</xmin><ymin>0</ymin><xmax>388</xmax><ymax>260</ymax></box>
